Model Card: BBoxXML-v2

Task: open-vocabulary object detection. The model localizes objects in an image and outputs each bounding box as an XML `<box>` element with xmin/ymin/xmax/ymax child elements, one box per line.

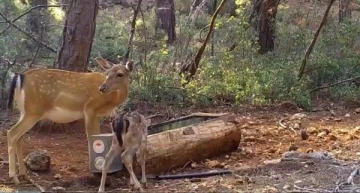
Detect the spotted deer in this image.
<box><xmin>98</xmin><ymin>111</ymin><xmax>150</xmax><ymax>193</ymax></box>
<box><xmin>6</xmin><ymin>57</ymin><xmax>134</xmax><ymax>184</ymax></box>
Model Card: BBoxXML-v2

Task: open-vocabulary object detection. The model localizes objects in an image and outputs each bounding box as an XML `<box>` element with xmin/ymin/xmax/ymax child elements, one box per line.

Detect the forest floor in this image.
<box><xmin>2</xmin><ymin>101</ymin><xmax>360</xmax><ymax>192</ymax></box>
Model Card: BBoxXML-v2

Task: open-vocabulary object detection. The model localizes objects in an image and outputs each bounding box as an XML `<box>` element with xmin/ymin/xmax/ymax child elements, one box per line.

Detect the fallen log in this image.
<box><xmin>133</xmin><ymin>113</ymin><xmax>241</xmax><ymax>174</ymax></box>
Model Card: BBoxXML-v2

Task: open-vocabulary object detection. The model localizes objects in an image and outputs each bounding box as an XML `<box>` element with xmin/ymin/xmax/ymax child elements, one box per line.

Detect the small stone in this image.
<box><xmin>300</xmin><ymin>129</ymin><xmax>309</xmax><ymax>140</ymax></box>
<box><xmin>224</xmin><ymin>165</ymin><xmax>231</xmax><ymax>169</ymax></box>
<box><xmin>294</xmin><ymin>180</ymin><xmax>302</xmax><ymax>184</ymax></box>
<box><xmin>225</xmin><ymin>155</ymin><xmax>230</xmax><ymax>159</ymax></box>
<box><xmin>283</xmin><ymin>184</ymin><xmax>291</xmax><ymax>190</ymax></box>
<box><xmin>317</xmin><ymin>131</ymin><xmax>327</xmax><ymax>138</ymax></box>
<box><xmin>204</xmin><ymin>160</ymin><xmax>221</xmax><ymax>168</ymax></box>
<box><xmin>190</xmin><ymin>162</ymin><xmax>198</xmax><ymax>168</ymax></box>
<box><xmin>289</xmin><ymin>144</ymin><xmax>298</xmax><ymax>151</ymax></box>
<box><xmin>306</xmin><ymin>148</ymin><xmax>313</xmax><ymax>153</ymax></box>
<box><xmin>330</xmin><ymin>110</ymin><xmax>336</xmax><ymax>116</ymax></box>
<box><xmin>54</xmin><ymin>174</ymin><xmax>62</xmax><ymax>180</ymax></box>
<box><xmin>329</xmin><ymin>134</ymin><xmax>337</xmax><ymax>141</ymax></box>
<box><xmin>345</xmin><ymin>113</ymin><xmax>351</xmax><ymax>118</ymax></box>
<box><xmin>355</xmin><ymin>108</ymin><xmax>360</xmax><ymax>114</ymax></box>
<box><xmin>52</xmin><ymin>186</ymin><xmax>65</xmax><ymax>192</ymax></box>
<box><xmin>290</xmin><ymin>113</ymin><xmax>307</xmax><ymax>120</ymax></box>
<box><xmin>356</xmin><ymin>152</ymin><xmax>360</xmax><ymax>156</ymax></box>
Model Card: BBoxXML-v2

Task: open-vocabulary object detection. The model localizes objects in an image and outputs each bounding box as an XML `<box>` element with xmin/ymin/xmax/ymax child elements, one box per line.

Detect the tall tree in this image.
<box><xmin>54</xmin><ymin>0</ymin><xmax>99</xmax><ymax>72</ymax></box>
<box><xmin>249</xmin><ymin>0</ymin><xmax>280</xmax><ymax>54</ymax></box>
<box><xmin>155</xmin><ymin>0</ymin><xmax>176</xmax><ymax>45</ymax></box>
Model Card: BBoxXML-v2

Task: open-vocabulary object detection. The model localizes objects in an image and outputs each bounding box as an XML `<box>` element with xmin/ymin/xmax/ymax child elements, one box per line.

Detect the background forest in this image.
<box><xmin>0</xmin><ymin>0</ymin><xmax>360</xmax><ymax>111</ymax></box>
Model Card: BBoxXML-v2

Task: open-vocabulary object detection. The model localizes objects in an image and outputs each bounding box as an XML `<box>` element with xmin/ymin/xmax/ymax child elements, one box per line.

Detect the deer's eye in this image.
<box><xmin>116</xmin><ymin>73</ymin><xmax>123</xmax><ymax>78</ymax></box>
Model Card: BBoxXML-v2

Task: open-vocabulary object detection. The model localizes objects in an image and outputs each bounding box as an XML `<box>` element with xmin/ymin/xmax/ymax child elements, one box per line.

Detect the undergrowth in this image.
<box><xmin>1</xmin><ymin>0</ymin><xmax>360</xmax><ymax>111</ymax></box>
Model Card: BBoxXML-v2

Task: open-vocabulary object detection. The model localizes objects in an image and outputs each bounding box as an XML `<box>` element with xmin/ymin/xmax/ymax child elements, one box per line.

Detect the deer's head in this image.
<box><xmin>95</xmin><ymin>57</ymin><xmax>134</xmax><ymax>93</ymax></box>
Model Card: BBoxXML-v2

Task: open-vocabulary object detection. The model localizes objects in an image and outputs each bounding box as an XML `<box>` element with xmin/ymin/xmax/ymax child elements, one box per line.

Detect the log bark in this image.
<box><xmin>134</xmin><ymin>113</ymin><xmax>241</xmax><ymax>174</ymax></box>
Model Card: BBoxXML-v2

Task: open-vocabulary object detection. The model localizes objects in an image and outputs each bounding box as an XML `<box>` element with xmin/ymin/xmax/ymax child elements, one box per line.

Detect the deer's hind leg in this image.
<box><xmin>7</xmin><ymin>114</ymin><xmax>41</xmax><ymax>184</ymax></box>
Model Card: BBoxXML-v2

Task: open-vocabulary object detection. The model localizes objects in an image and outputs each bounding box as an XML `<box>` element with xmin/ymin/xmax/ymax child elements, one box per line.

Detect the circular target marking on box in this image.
<box><xmin>94</xmin><ymin>156</ymin><xmax>105</xmax><ymax>170</ymax></box>
<box><xmin>93</xmin><ymin>140</ymin><xmax>105</xmax><ymax>154</ymax></box>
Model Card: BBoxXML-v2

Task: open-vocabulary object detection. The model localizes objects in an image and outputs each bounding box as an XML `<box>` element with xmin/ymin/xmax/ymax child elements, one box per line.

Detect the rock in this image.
<box><xmin>224</xmin><ymin>164</ymin><xmax>231</xmax><ymax>169</ymax></box>
<box><xmin>334</xmin><ymin>118</ymin><xmax>342</xmax><ymax>122</ymax></box>
<box><xmin>283</xmin><ymin>184</ymin><xmax>291</xmax><ymax>190</ymax></box>
<box><xmin>329</xmin><ymin>134</ymin><xmax>337</xmax><ymax>141</ymax></box>
<box><xmin>300</xmin><ymin>129</ymin><xmax>309</xmax><ymax>140</ymax></box>
<box><xmin>289</xmin><ymin>144</ymin><xmax>298</xmax><ymax>151</ymax></box>
<box><xmin>317</xmin><ymin>131</ymin><xmax>327</xmax><ymax>138</ymax></box>
<box><xmin>54</xmin><ymin>174</ymin><xmax>62</xmax><ymax>180</ymax></box>
<box><xmin>190</xmin><ymin>162</ymin><xmax>198</xmax><ymax>168</ymax></box>
<box><xmin>290</xmin><ymin>113</ymin><xmax>307</xmax><ymax>120</ymax></box>
<box><xmin>52</xmin><ymin>186</ymin><xmax>65</xmax><ymax>192</ymax></box>
<box><xmin>25</xmin><ymin>150</ymin><xmax>51</xmax><ymax>172</ymax></box>
<box><xmin>330</xmin><ymin>110</ymin><xmax>336</xmax><ymax>116</ymax></box>
<box><xmin>204</xmin><ymin>160</ymin><xmax>222</xmax><ymax>168</ymax></box>
<box><xmin>306</xmin><ymin>148</ymin><xmax>313</xmax><ymax>153</ymax></box>
<box><xmin>355</xmin><ymin>108</ymin><xmax>360</xmax><ymax>114</ymax></box>
<box><xmin>345</xmin><ymin>113</ymin><xmax>351</xmax><ymax>118</ymax></box>
<box><xmin>225</xmin><ymin>155</ymin><xmax>230</xmax><ymax>159</ymax></box>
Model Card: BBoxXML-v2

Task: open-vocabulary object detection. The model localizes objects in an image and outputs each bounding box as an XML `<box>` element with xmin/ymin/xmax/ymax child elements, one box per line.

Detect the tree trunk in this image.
<box><xmin>339</xmin><ymin>0</ymin><xmax>352</xmax><ymax>22</ymax></box>
<box><xmin>250</xmin><ymin>0</ymin><xmax>280</xmax><ymax>54</ymax></box>
<box><xmin>54</xmin><ymin>0</ymin><xmax>99</xmax><ymax>72</ymax></box>
<box><xmin>155</xmin><ymin>0</ymin><xmax>176</xmax><ymax>45</ymax></box>
<box><xmin>133</xmin><ymin>113</ymin><xmax>241</xmax><ymax>174</ymax></box>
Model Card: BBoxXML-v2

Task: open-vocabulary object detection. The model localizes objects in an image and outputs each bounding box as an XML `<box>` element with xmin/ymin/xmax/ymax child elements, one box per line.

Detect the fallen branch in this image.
<box><xmin>346</xmin><ymin>167</ymin><xmax>360</xmax><ymax>185</ymax></box>
<box><xmin>28</xmin><ymin>177</ymin><xmax>46</xmax><ymax>193</ymax></box>
<box><xmin>298</xmin><ymin>0</ymin><xmax>336</xmax><ymax>80</ymax></box>
<box><xmin>0</xmin><ymin>5</ymin><xmax>61</xmax><ymax>36</ymax></box>
<box><xmin>146</xmin><ymin>113</ymin><xmax>166</xmax><ymax>120</ymax></box>
<box><xmin>310</xmin><ymin>75</ymin><xmax>360</xmax><ymax>92</ymax></box>
<box><xmin>0</xmin><ymin>12</ymin><xmax>56</xmax><ymax>53</ymax></box>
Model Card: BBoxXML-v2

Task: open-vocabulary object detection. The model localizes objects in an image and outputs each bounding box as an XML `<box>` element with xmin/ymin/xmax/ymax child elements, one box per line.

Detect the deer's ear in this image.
<box><xmin>95</xmin><ymin>57</ymin><xmax>113</xmax><ymax>70</ymax></box>
<box><xmin>125</xmin><ymin>60</ymin><xmax>134</xmax><ymax>72</ymax></box>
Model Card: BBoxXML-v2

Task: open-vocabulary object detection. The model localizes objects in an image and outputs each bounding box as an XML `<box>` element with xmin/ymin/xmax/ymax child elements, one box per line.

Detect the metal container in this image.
<box><xmin>89</xmin><ymin>133</ymin><xmax>123</xmax><ymax>173</ymax></box>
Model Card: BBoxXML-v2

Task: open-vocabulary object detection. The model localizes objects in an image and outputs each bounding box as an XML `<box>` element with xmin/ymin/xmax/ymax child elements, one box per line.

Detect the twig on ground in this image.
<box><xmin>28</xmin><ymin>177</ymin><xmax>46</xmax><ymax>193</ymax></box>
<box><xmin>146</xmin><ymin>114</ymin><xmax>166</xmax><ymax>120</ymax></box>
<box><xmin>293</xmin><ymin>184</ymin><xmax>332</xmax><ymax>193</ymax></box>
<box><xmin>278</xmin><ymin>119</ymin><xmax>298</xmax><ymax>135</ymax></box>
<box><xmin>346</xmin><ymin>167</ymin><xmax>360</xmax><ymax>185</ymax></box>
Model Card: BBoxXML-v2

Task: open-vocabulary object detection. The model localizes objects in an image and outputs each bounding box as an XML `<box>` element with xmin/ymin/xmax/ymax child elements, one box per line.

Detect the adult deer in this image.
<box><xmin>6</xmin><ymin>57</ymin><xmax>134</xmax><ymax>184</ymax></box>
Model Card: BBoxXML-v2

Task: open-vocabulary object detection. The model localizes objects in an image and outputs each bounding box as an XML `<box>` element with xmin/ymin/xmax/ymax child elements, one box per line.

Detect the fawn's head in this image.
<box><xmin>124</xmin><ymin>111</ymin><xmax>151</xmax><ymax>130</ymax></box>
<box><xmin>95</xmin><ymin>57</ymin><xmax>134</xmax><ymax>93</ymax></box>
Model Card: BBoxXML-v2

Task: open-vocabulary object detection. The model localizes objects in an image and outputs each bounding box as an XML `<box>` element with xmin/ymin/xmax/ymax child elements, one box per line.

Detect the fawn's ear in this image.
<box><xmin>125</xmin><ymin>60</ymin><xmax>134</xmax><ymax>72</ymax></box>
<box><xmin>95</xmin><ymin>57</ymin><xmax>113</xmax><ymax>70</ymax></box>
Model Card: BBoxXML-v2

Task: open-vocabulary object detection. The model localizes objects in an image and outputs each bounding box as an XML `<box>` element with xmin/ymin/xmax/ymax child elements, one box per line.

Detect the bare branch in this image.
<box><xmin>310</xmin><ymin>75</ymin><xmax>360</xmax><ymax>92</ymax></box>
<box><xmin>0</xmin><ymin>5</ymin><xmax>61</xmax><ymax>36</ymax></box>
<box><xmin>123</xmin><ymin>0</ymin><xmax>143</xmax><ymax>63</ymax></box>
<box><xmin>0</xmin><ymin>12</ymin><xmax>57</xmax><ymax>53</ymax></box>
<box><xmin>298</xmin><ymin>0</ymin><xmax>336</xmax><ymax>80</ymax></box>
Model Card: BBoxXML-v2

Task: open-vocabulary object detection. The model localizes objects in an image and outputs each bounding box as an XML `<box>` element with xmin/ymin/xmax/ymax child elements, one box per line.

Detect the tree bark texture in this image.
<box><xmin>250</xmin><ymin>0</ymin><xmax>280</xmax><ymax>54</ymax></box>
<box><xmin>339</xmin><ymin>0</ymin><xmax>352</xmax><ymax>22</ymax></box>
<box><xmin>155</xmin><ymin>0</ymin><xmax>176</xmax><ymax>45</ymax></box>
<box><xmin>54</xmin><ymin>0</ymin><xmax>99</xmax><ymax>72</ymax></box>
<box><xmin>132</xmin><ymin>113</ymin><xmax>241</xmax><ymax>175</ymax></box>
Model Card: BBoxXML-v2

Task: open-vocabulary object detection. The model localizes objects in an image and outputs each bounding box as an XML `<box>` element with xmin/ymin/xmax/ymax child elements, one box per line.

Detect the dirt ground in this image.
<box><xmin>2</xmin><ymin>102</ymin><xmax>360</xmax><ymax>193</ymax></box>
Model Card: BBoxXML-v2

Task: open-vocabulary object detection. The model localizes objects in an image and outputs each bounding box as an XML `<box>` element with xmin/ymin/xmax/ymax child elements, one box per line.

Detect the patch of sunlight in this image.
<box><xmin>48</xmin><ymin>0</ymin><xmax>64</xmax><ymax>21</ymax></box>
<box><xmin>279</xmin><ymin>4</ymin><xmax>290</xmax><ymax>10</ymax></box>
<box><xmin>0</xmin><ymin>185</ymin><xmax>15</xmax><ymax>193</ymax></box>
<box><xmin>14</xmin><ymin>0</ymin><xmax>27</xmax><ymax>10</ymax></box>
